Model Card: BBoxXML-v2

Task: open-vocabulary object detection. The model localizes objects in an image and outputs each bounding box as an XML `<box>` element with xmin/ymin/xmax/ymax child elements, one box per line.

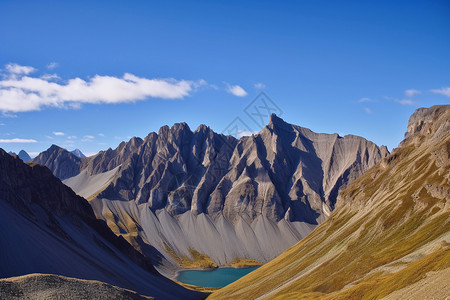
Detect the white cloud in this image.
<box><xmin>404</xmin><ymin>89</ymin><xmax>420</xmax><ymax>97</ymax></box>
<box><xmin>40</xmin><ymin>73</ymin><xmax>61</xmax><ymax>81</ymax></box>
<box><xmin>254</xmin><ymin>83</ymin><xmax>266</xmax><ymax>90</ymax></box>
<box><xmin>83</xmin><ymin>152</ymin><xmax>97</xmax><ymax>157</ymax></box>
<box><xmin>358</xmin><ymin>97</ymin><xmax>371</xmax><ymax>102</ymax></box>
<box><xmin>237</xmin><ymin>130</ymin><xmax>259</xmax><ymax>138</ymax></box>
<box><xmin>0</xmin><ymin>138</ymin><xmax>37</xmax><ymax>143</ymax></box>
<box><xmin>0</xmin><ymin>123</ymin><xmax>4</xmax><ymax>126</ymax></box>
<box><xmin>394</xmin><ymin>99</ymin><xmax>414</xmax><ymax>106</ymax></box>
<box><xmin>364</xmin><ymin>107</ymin><xmax>372</xmax><ymax>114</ymax></box>
<box><xmin>5</xmin><ymin>63</ymin><xmax>36</xmax><ymax>75</ymax></box>
<box><xmin>67</xmin><ymin>135</ymin><xmax>77</xmax><ymax>139</ymax></box>
<box><xmin>2</xmin><ymin>112</ymin><xmax>17</xmax><ymax>118</ymax></box>
<box><xmin>81</xmin><ymin>135</ymin><xmax>95</xmax><ymax>142</ymax></box>
<box><xmin>53</xmin><ymin>131</ymin><xmax>65</xmax><ymax>136</ymax></box>
<box><xmin>28</xmin><ymin>152</ymin><xmax>39</xmax><ymax>158</ymax></box>
<box><xmin>430</xmin><ymin>87</ymin><xmax>450</xmax><ymax>98</ymax></box>
<box><xmin>0</xmin><ymin>63</ymin><xmax>206</xmax><ymax>113</ymax></box>
<box><xmin>98</xmin><ymin>133</ymin><xmax>105</xmax><ymax>137</ymax></box>
<box><xmin>46</xmin><ymin>62</ymin><xmax>59</xmax><ymax>70</ymax></box>
<box><xmin>226</xmin><ymin>84</ymin><xmax>247</xmax><ymax>97</ymax></box>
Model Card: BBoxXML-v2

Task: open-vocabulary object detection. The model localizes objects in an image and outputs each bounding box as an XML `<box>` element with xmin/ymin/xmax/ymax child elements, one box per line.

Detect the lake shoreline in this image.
<box><xmin>174</xmin><ymin>266</ymin><xmax>261</xmax><ymax>288</ymax></box>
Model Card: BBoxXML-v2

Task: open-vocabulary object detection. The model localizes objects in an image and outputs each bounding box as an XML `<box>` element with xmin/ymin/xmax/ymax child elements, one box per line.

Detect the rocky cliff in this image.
<box><xmin>48</xmin><ymin>115</ymin><xmax>388</xmax><ymax>271</ymax></box>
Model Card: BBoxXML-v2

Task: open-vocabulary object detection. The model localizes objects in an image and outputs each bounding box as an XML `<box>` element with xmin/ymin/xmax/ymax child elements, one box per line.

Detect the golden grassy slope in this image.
<box><xmin>210</xmin><ymin>108</ymin><xmax>449</xmax><ymax>299</ymax></box>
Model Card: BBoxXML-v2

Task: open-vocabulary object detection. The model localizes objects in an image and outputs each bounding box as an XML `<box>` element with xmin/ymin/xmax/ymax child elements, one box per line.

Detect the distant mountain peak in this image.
<box><xmin>18</xmin><ymin>150</ymin><xmax>31</xmax><ymax>162</ymax></box>
<box><xmin>71</xmin><ymin>149</ymin><xmax>86</xmax><ymax>158</ymax></box>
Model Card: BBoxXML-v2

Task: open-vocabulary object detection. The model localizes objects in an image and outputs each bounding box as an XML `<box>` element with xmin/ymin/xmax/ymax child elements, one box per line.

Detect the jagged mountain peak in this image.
<box><xmin>31</xmin><ymin>144</ymin><xmax>82</xmax><ymax>180</ymax></box>
<box><xmin>71</xmin><ymin>148</ymin><xmax>86</xmax><ymax>158</ymax></box>
<box><xmin>14</xmin><ymin>150</ymin><xmax>31</xmax><ymax>162</ymax></box>
<box><xmin>267</xmin><ymin>113</ymin><xmax>291</xmax><ymax>131</ymax></box>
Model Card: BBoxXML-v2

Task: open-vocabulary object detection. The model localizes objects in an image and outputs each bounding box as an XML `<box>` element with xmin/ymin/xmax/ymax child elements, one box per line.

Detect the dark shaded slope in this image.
<box><xmin>0</xmin><ymin>149</ymin><xmax>204</xmax><ymax>300</ymax></box>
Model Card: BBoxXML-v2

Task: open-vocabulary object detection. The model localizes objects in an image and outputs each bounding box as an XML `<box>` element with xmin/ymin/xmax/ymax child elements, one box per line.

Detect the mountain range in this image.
<box><xmin>32</xmin><ymin>114</ymin><xmax>388</xmax><ymax>272</ymax></box>
<box><xmin>1</xmin><ymin>105</ymin><xmax>447</xmax><ymax>299</ymax></box>
<box><xmin>210</xmin><ymin>105</ymin><xmax>450</xmax><ymax>299</ymax></box>
<box><xmin>7</xmin><ymin>150</ymin><xmax>31</xmax><ymax>162</ymax></box>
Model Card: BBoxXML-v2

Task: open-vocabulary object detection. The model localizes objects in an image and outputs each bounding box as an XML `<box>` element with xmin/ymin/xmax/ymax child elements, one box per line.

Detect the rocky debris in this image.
<box><xmin>0</xmin><ymin>274</ymin><xmax>153</xmax><ymax>300</ymax></box>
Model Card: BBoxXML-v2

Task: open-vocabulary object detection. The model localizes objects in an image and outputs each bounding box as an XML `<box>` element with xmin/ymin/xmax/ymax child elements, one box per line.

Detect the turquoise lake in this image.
<box><xmin>175</xmin><ymin>267</ymin><xmax>260</xmax><ymax>287</ymax></box>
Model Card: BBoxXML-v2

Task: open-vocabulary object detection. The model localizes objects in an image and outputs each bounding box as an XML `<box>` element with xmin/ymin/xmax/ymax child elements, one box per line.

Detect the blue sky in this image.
<box><xmin>0</xmin><ymin>0</ymin><xmax>449</xmax><ymax>157</ymax></box>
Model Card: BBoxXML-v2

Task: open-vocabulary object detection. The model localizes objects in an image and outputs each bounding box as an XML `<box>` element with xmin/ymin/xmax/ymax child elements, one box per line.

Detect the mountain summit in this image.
<box><xmin>34</xmin><ymin>115</ymin><xmax>388</xmax><ymax>272</ymax></box>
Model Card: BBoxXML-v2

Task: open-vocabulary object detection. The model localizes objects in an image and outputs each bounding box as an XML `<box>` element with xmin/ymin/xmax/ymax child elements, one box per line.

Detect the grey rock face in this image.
<box><xmin>57</xmin><ymin>115</ymin><xmax>388</xmax><ymax>269</ymax></box>
<box><xmin>95</xmin><ymin>115</ymin><xmax>387</xmax><ymax>224</ymax></box>
<box><xmin>32</xmin><ymin>145</ymin><xmax>83</xmax><ymax>180</ymax></box>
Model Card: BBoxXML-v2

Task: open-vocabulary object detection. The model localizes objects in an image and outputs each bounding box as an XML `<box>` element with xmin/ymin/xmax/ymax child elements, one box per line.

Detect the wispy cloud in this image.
<box><xmin>0</xmin><ymin>138</ymin><xmax>37</xmax><ymax>143</ymax></box>
<box><xmin>226</xmin><ymin>84</ymin><xmax>247</xmax><ymax>97</ymax></box>
<box><xmin>404</xmin><ymin>89</ymin><xmax>420</xmax><ymax>97</ymax></box>
<box><xmin>98</xmin><ymin>133</ymin><xmax>105</xmax><ymax>137</ymax></box>
<box><xmin>53</xmin><ymin>131</ymin><xmax>65</xmax><ymax>136</ymax></box>
<box><xmin>40</xmin><ymin>73</ymin><xmax>60</xmax><ymax>81</ymax></box>
<box><xmin>394</xmin><ymin>99</ymin><xmax>414</xmax><ymax>106</ymax></box>
<box><xmin>254</xmin><ymin>83</ymin><xmax>266</xmax><ymax>90</ymax></box>
<box><xmin>5</xmin><ymin>63</ymin><xmax>36</xmax><ymax>76</ymax></box>
<box><xmin>0</xmin><ymin>63</ymin><xmax>206</xmax><ymax>113</ymax></box>
<box><xmin>364</xmin><ymin>107</ymin><xmax>372</xmax><ymax>114</ymax></box>
<box><xmin>46</xmin><ymin>62</ymin><xmax>59</xmax><ymax>70</ymax></box>
<box><xmin>430</xmin><ymin>87</ymin><xmax>450</xmax><ymax>98</ymax></box>
<box><xmin>81</xmin><ymin>135</ymin><xmax>95</xmax><ymax>142</ymax></box>
<box><xmin>28</xmin><ymin>152</ymin><xmax>39</xmax><ymax>158</ymax></box>
<box><xmin>358</xmin><ymin>97</ymin><xmax>372</xmax><ymax>103</ymax></box>
<box><xmin>237</xmin><ymin>130</ymin><xmax>259</xmax><ymax>138</ymax></box>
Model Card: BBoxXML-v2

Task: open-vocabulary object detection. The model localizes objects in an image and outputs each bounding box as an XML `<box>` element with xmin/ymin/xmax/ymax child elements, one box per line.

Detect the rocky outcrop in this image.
<box><xmin>0</xmin><ymin>149</ymin><xmax>203</xmax><ymax>299</ymax></box>
<box><xmin>58</xmin><ymin>115</ymin><xmax>388</xmax><ymax>270</ymax></box>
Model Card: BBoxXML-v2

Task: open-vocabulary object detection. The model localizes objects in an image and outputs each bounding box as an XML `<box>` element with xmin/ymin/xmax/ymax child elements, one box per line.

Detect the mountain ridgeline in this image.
<box><xmin>33</xmin><ymin>114</ymin><xmax>389</xmax><ymax>270</ymax></box>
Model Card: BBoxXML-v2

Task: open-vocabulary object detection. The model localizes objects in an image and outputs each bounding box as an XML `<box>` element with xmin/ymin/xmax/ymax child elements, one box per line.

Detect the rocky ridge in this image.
<box><xmin>35</xmin><ymin>115</ymin><xmax>389</xmax><ymax>270</ymax></box>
